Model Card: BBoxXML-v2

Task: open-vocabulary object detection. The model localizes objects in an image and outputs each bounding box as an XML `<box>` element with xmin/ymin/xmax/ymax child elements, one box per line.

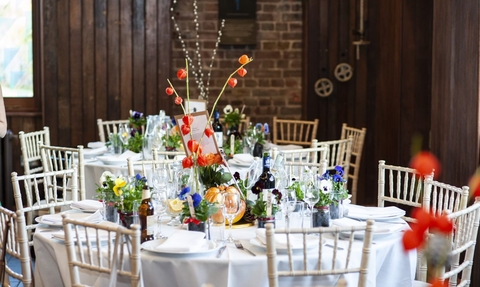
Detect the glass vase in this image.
<box><xmin>312</xmin><ymin>206</ymin><xmax>330</xmax><ymax>227</ymax></box>
<box><xmin>257</xmin><ymin>217</ymin><xmax>275</xmax><ymax>229</ymax></box>
<box><xmin>329</xmin><ymin>200</ymin><xmax>344</xmax><ymax>220</ymax></box>
<box><xmin>118</xmin><ymin>210</ymin><xmax>139</xmax><ymax>228</ymax></box>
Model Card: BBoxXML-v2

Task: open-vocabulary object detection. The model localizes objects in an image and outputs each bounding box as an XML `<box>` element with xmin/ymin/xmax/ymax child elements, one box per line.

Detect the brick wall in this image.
<box><xmin>169</xmin><ymin>0</ymin><xmax>303</xmax><ymax>126</ymax></box>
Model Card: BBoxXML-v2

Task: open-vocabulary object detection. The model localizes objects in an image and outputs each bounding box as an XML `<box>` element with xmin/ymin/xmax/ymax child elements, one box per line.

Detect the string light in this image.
<box><xmin>171</xmin><ymin>0</ymin><xmax>225</xmax><ymax>104</ymax></box>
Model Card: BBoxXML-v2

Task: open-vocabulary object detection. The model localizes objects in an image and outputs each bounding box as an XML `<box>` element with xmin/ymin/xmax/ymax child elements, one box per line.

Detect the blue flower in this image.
<box><xmin>333</xmin><ymin>174</ymin><xmax>343</xmax><ymax>183</ymax></box>
<box><xmin>335</xmin><ymin>166</ymin><xmax>344</xmax><ymax>176</ymax></box>
<box><xmin>179</xmin><ymin>186</ymin><xmax>191</xmax><ymax>200</ymax></box>
<box><xmin>192</xmin><ymin>193</ymin><xmax>202</xmax><ymax>207</ymax></box>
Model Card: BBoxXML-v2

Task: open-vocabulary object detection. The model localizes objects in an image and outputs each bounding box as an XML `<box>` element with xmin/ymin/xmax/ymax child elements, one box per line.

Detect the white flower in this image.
<box><xmin>234</xmin><ymin>108</ymin><xmax>239</xmax><ymax>114</ymax></box>
<box><xmin>319</xmin><ymin>180</ymin><xmax>333</xmax><ymax>193</ymax></box>
<box><xmin>223</xmin><ymin>105</ymin><xmax>233</xmax><ymax>114</ymax></box>
<box><xmin>100</xmin><ymin>171</ymin><xmax>115</xmax><ymax>185</ymax></box>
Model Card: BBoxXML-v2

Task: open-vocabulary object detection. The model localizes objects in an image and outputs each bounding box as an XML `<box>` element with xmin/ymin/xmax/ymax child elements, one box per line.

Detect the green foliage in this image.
<box><xmin>287</xmin><ymin>181</ymin><xmax>304</xmax><ymax>201</ymax></box>
<box><xmin>314</xmin><ymin>189</ymin><xmax>333</xmax><ymax>207</ymax></box>
<box><xmin>198</xmin><ymin>164</ymin><xmax>232</xmax><ymax>189</ymax></box>
<box><xmin>126</xmin><ymin>132</ymin><xmax>143</xmax><ymax>153</ymax></box>
<box><xmin>250</xmin><ymin>192</ymin><xmax>280</xmax><ymax>218</ymax></box>
<box><xmin>245</xmin><ymin>125</ymin><xmax>265</xmax><ymax>145</ymax></box>
<box><xmin>224</xmin><ymin>111</ymin><xmax>242</xmax><ymax>128</ymax></box>
<box><xmin>162</xmin><ymin>133</ymin><xmax>182</xmax><ymax>149</ymax></box>
<box><xmin>181</xmin><ymin>199</ymin><xmax>219</xmax><ymax>222</ymax></box>
<box><xmin>223</xmin><ymin>138</ymin><xmax>243</xmax><ymax>156</ymax></box>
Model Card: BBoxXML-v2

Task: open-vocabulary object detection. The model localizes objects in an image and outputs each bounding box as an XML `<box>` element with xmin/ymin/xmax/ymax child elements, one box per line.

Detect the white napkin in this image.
<box><xmin>333</xmin><ymin>217</ymin><xmax>406</xmax><ymax>233</ymax></box>
<box><xmin>255</xmin><ymin>228</ymin><xmax>317</xmax><ymax>249</ymax></box>
<box><xmin>87</xmin><ymin>142</ymin><xmax>106</xmax><ymax>149</ymax></box>
<box><xmin>41</xmin><ymin>210</ymin><xmax>103</xmax><ymax>225</ymax></box>
<box><xmin>266</xmin><ymin>143</ymin><xmax>304</xmax><ymax>151</ymax></box>
<box><xmin>155</xmin><ymin>230</ymin><xmax>206</xmax><ymax>252</ymax></box>
<box><xmin>346</xmin><ymin>204</ymin><xmax>406</xmax><ymax>220</ymax></box>
<box><xmin>83</xmin><ymin>146</ymin><xmax>108</xmax><ymax>157</ymax></box>
<box><xmin>118</xmin><ymin>150</ymin><xmax>142</xmax><ymax>160</ymax></box>
<box><xmin>233</xmin><ymin>153</ymin><xmax>254</xmax><ymax>164</ymax></box>
<box><xmin>71</xmin><ymin>200</ymin><xmax>104</xmax><ymax>211</ymax></box>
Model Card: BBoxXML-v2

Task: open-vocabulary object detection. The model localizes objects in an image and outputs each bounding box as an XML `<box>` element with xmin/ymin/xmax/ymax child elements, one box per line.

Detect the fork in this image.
<box><xmin>234</xmin><ymin>240</ymin><xmax>256</xmax><ymax>256</ymax></box>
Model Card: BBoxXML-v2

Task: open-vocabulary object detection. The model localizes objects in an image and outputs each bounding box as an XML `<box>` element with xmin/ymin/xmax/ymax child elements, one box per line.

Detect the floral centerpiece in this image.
<box><xmin>179</xmin><ymin>186</ymin><xmax>219</xmax><ymax>232</ymax></box>
<box><xmin>95</xmin><ymin>171</ymin><xmax>145</xmax><ymax>227</ymax></box>
<box><xmin>223</xmin><ymin>104</ymin><xmax>245</xmax><ymax>132</ymax></box>
<box><xmin>250</xmin><ymin>180</ymin><xmax>282</xmax><ymax>227</ymax></box>
<box><xmin>125</xmin><ymin>110</ymin><xmax>147</xmax><ymax>153</ymax></box>
<box><xmin>161</xmin><ymin>124</ymin><xmax>182</xmax><ymax>152</ymax></box>
<box><xmin>318</xmin><ymin>166</ymin><xmax>349</xmax><ymax>219</ymax></box>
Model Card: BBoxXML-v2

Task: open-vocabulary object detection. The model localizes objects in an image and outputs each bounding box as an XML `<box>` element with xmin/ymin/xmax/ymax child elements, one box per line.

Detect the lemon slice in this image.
<box><xmin>168</xmin><ymin>199</ymin><xmax>184</xmax><ymax>213</ymax></box>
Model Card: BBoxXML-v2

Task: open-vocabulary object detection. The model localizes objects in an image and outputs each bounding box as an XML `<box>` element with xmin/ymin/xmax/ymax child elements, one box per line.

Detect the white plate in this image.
<box><xmin>141</xmin><ymin>239</ymin><xmax>221</xmax><ymax>257</ymax></box>
<box><xmin>70</xmin><ymin>206</ymin><xmax>101</xmax><ymax>213</ymax></box>
<box><xmin>82</xmin><ymin>147</ymin><xmax>107</xmax><ymax>159</ymax></box>
<box><xmin>249</xmin><ymin>235</ymin><xmax>323</xmax><ymax>252</ymax></box>
<box><xmin>227</xmin><ymin>159</ymin><xmax>253</xmax><ymax>167</ymax></box>
<box><xmin>345</xmin><ymin>205</ymin><xmax>406</xmax><ymax>221</ymax></box>
<box><xmin>35</xmin><ymin>212</ymin><xmax>92</xmax><ymax>227</ymax></box>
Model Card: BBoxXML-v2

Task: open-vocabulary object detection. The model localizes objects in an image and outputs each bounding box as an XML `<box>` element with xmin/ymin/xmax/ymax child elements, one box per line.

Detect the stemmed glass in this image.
<box><xmin>222</xmin><ymin>192</ymin><xmax>241</xmax><ymax>243</ymax></box>
<box><xmin>118</xmin><ymin>123</ymin><xmax>131</xmax><ymax>146</ymax></box>
<box><xmin>165</xmin><ymin>188</ymin><xmax>182</xmax><ymax>226</ymax></box>
<box><xmin>303</xmin><ymin>181</ymin><xmax>320</xmax><ymax>218</ymax></box>
<box><xmin>271</xmin><ymin>152</ymin><xmax>288</xmax><ymax>189</ymax></box>
<box><xmin>151</xmin><ymin>166</ymin><xmax>170</xmax><ymax>238</ymax></box>
<box><xmin>244</xmin><ymin>159</ymin><xmax>262</xmax><ymax>191</ymax></box>
<box><xmin>281</xmin><ymin>189</ymin><xmax>297</xmax><ymax>229</ymax></box>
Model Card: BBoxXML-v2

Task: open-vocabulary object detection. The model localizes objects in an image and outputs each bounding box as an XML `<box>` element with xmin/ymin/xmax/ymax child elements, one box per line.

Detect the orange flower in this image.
<box><xmin>182</xmin><ymin>156</ymin><xmax>194</xmax><ymax>168</ymax></box>
<box><xmin>409</xmin><ymin>151</ymin><xmax>441</xmax><ymax>178</ymax></box>
<box><xmin>196</xmin><ymin>154</ymin><xmax>209</xmax><ymax>166</ymax></box>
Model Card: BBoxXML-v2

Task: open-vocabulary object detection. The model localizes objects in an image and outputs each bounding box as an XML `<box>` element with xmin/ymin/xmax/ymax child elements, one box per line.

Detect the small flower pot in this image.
<box><xmin>187</xmin><ymin>221</ymin><xmax>207</xmax><ymax>234</ymax></box>
<box><xmin>118</xmin><ymin>210</ymin><xmax>138</xmax><ymax>229</ymax></box>
<box><xmin>329</xmin><ymin>201</ymin><xmax>344</xmax><ymax>220</ymax></box>
<box><xmin>257</xmin><ymin>217</ymin><xmax>275</xmax><ymax>229</ymax></box>
<box><xmin>105</xmin><ymin>203</ymin><xmax>118</xmax><ymax>223</ymax></box>
<box><xmin>312</xmin><ymin>206</ymin><xmax>330</xmax><ymax>227</ymax></box>
<box><xmin>252</xmin><ymin>142</ymin><xmax>264</xmax><ymax>158</ymax></box>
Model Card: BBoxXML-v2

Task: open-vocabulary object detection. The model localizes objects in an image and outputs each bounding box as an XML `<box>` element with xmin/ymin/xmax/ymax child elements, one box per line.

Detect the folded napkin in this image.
<box><xmin>346</xmin><ymin>204</ymin><xmax>406</xmax><ymax>220</ymax></box>
<box><xmin>233</xmin><ymin>153</ymin><xmax>254</xmax><ymax>164</ymax></box>
<box><xmin>118</xmin><ymin>150</ymin><xmax>142</xmax><ymax>160</ymax></box>
<box><xmin>41</xmin><ymin>210</ymin><xmax>103</xmax><ymax>225</ymax></box>
<box><xmin>83</xmin><ymin>146</ymin><xmax>108</xmax><ymax>157</ymax></box>
<box><xmin>87</xmin><ymin>142</ymin><xmax>105</xmax><ymax>149</ymax></box>
<box><xmin>265</xmin><ymin>143</ymin><xmax>304</xmax><ymax>151</ymax></box>
<box><xmin>333</xmin><ymin>217</ymin><xmax>406</xmax><ymax>234</ymax></box>
<box><xmin>71</xmin><ymin>200</ymin><xmax>104</xmax><ymax>211</ymax></box>
<box><xmin>255</xmin><ymin>228</ymin><xmax>317</xmax><ymax>249</ymax></box>
<box><xmin>155</xmin><ymin>230</ymin><xmax>206</xmax><ymax>253</ymax></box>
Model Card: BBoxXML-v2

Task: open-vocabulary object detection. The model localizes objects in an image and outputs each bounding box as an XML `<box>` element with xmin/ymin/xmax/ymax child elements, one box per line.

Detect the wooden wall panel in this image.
<box><xmin>38</xmin><ymin>0</ymin><xmax>171</xmax><ymax>146</ymax></box>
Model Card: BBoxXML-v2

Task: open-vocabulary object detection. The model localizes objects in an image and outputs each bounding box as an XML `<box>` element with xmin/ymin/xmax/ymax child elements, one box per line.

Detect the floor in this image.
<box><xmin>5</xmin><ymin>254</ymin><xmax>32</xmax><ymax>287</ymax></box>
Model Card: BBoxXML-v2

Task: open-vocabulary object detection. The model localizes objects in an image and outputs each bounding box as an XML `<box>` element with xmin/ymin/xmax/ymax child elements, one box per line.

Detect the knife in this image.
<box><xmin>216</xmin><ymin>245</ymin><xmax>227</xmax><ymax>258</ymax></box>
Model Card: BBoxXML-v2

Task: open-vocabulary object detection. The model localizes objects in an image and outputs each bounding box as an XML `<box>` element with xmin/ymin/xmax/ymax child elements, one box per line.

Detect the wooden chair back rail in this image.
<box><xmin>312</xmin><ymin>137</ymin><xmax>353</xmax><ymax>182</ymax></box>
<box><xmin>127</xmin><ymin>158</ymin><xmax>177</xmax><ymax>182</ymax></box>
<box><xmin>423</xmin><ymin>177</ymin><xmax>469</xmax><ymax>218</ymax></box>
<box><xmin>97</xmin><ymin>119</ymin><xmax>130</xmax><ymax>142</ymax></box>
<box><xmin>19</xmin><ymin>126</ymin><xmax>51</xmax><ymax>176</ymax></box>
<box><xmin>273</xmin><ymin>117</ymin><xmax>319</xmax><ymax>147</ymax></box>
<box><xmin>62</xmin><ymin>214</ymin><xmax>142</xmax><ymax>287</ymax></box>
<box><xmin>265</xmin><ymin>221</ymin><xmax>374</xmax><ymax>287</ymax></box>
<box><xmin>276</xmin><ymin>146</ymin><xmax>328</xmax><ymax>177</ymax></box>
<box><xmin>12</xmin><ymin>167</ymin><xmax>78</xmax><ymax>245</ymax></box>
<box><xmin>40</xmin><ymin>144</ymin><xmax>86</xmax><ymax>200</ymax></box>
<box><xmin>0</xmin><ymin>207</ymin><xmax>33</xmax><ymax>286</ymax></box>
<box><xmin>152</xmin><ymin>149</ymin><xmax>185</xmax><ymax>161</ymax></box>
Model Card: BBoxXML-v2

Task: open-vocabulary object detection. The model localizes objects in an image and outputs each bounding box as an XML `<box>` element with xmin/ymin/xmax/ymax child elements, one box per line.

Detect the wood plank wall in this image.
<box><xmin>41</xmin><ymin>0</ymin><xmax>171</xmax><ymax>147</ymax></box>
<box><xmin>303</xmin><ymin>0</ymin><xmax>433</xmax><ymax>205</ymax></box>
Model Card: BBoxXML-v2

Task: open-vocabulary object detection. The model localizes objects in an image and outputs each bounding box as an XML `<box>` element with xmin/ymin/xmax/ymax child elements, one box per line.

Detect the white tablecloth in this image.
<box><xmin>33</xmin><ymin>216</ymin><xmax>416</xmax><ymax>287</ymax></box>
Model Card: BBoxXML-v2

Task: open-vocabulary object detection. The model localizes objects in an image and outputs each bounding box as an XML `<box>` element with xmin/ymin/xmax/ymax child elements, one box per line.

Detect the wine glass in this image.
<box><xmin>303</xmin><ymin>184</ymin><xmax>320</xmax><ymax>218</ymax></box>
<box><xmin>151</xmin><ymin>188</ymin><xmax>167</xmax><ymax>239</ymax></box>
<box><xmin>300</xmin><ymin>171</ymin><xmax>315</xmax><ymax>216</ymax></box>
<box><xmin>281</xmin><ymin>189</ymin><xmax>297</xmax><ymax>229</ymax></box>
<box><xmin>244</xmin><ymin>158</ymin><xmax>262</xmax><ymax>190</ymax></box>
<box><xmin>164</xmin><ymin>188</ymin><xmax>182</xmax><ymax>226</ymax></box>
<box><xmin>222</xmin><ymin>192</ymin><xmax>241</xmax><ymax>243</ymax></box>
<box><xmin>118</xmin><ymin>123</ymin><xmax>131</xmax><ymax>146</ymax></box>
<box><xmin>271</xmin><ymin>153</ymin><xmax>288</xmax><ymax>189</ymax></box>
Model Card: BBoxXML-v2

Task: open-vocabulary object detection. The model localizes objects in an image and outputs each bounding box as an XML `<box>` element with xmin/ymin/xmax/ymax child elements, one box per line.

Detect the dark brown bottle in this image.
<box><xmin>139</xmin><ymin>184</ymin><xmax>155</xmax><ymax>243</ymax></box>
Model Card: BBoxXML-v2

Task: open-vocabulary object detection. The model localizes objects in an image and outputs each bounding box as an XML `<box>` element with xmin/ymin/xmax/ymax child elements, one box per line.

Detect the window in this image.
<box><xmin>0</xmin><ymin>0</ymin><xmax>41</xmax><ymax>113</ymax></box>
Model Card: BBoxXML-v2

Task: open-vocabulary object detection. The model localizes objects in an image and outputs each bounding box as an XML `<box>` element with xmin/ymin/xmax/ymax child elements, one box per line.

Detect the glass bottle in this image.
<box><xmin>212</xmin><ymin>110</ymin><xmax>224</xmax><ymax>148</ymax></box>
<box><xmin>139</xmin><ymin>184</ymin><xmax>155</xmax><ymax>243</ymax></box>
<box><xmin>259</xmin><ymin>152</ymin><xmax>276</xmax><ymax>217</ymax></box>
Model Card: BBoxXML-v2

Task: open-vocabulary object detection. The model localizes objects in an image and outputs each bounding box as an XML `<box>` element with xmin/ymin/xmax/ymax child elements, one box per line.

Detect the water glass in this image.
<box><xmin>281</xmin><ymin>189</ymin><xmax>297</xmax><ymax>229</ymax></box>
<box><xmin>222</xmin><ymin>193</ymin><xmax>241</xmax><ymax>243</ymax></box>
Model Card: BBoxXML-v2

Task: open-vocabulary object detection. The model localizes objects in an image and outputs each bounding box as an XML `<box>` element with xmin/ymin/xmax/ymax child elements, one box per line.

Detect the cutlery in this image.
<box><xmin>216</xmin><ymin>245</ymin><xmax>227</xmax><ymax>258</ymax></box>
<box><xmin>234</xmin><ymin>240</ymin><xmax>256</xmax><ymax>256</ymax></box>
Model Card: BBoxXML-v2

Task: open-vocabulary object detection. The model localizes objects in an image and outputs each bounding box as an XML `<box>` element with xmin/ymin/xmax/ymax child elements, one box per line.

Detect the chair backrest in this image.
<box><xmin>18</xmin><ymin>126</ymin><xmax>51</xmax><ymax>176</ymax></box>
<box><xmin>97</xmin><ymin>119</ymin><xmax>130</xmax><ymax>142</ymax></box>
<box><xmin>422</xmin><ymin>175</ymin><xmax>469</xmax><ymax>217</ymax></box>
<box><xmin>437</xmin><ymin>198</ymin><xmax>480</xmax><ymax>286</ymax></box>
<box><xmin>377</xmin><ymin>160</ymin><xmax>429</xmax><ymax>223</ymax></box>
<box><xmin>220</xmin><ymin>116</ymin><xmax>251</xmax><ymax>134</ymax></box>
<box><xmin>312</xmin><ymin>137</ymin><xmax>353</xmax><ymax>183</ymax></box>
<box><xmin>11</xmin><ymin>167</ymin><xmax>78</xmax><ymax>244</ymax></box>
<box><xmin>62</xmin><ymin>214</ymin><xmax>142</xmax><ymax>287</ymax></box>
<box><xmin>40</xmin><ymin>144</ymin><xmax>86</xmax><ymax>200</ymax></box>
<box><xmin>272</xmin><ymin>117</ymin><xmax>319</xmax><ymax>147</ymax></box>
<box><xmin>0</xmin><ymin>207</ymin><xmax>33</xmax><ymax>287</ymax></box>
<box><xmin>265</xmin><ymin>220</ymin><xmax>374</xmax><ymax>287</ymax></box>
<box><xmin>127</xmin><ymin>157</ymin><xmax>177</xmax><ymax>182</ymax></box>
<box><xmin>416</xmin><ymin>176</ymin><xmax>470</xmax><ymax>282</ymax></box>
<box><xmin>340</xmin><ymin>124</ymin><xmax>366</xmax><ymax>203</ymax></box>
<box><xmin>273</xmin><ymin>146</ymin><xmax>328</xmax><ymax>178</ymax></box>
<box><xmin>152</xmin><ymin>148</ymin><xmax>185</xmax><ymax>161</ymax></box>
